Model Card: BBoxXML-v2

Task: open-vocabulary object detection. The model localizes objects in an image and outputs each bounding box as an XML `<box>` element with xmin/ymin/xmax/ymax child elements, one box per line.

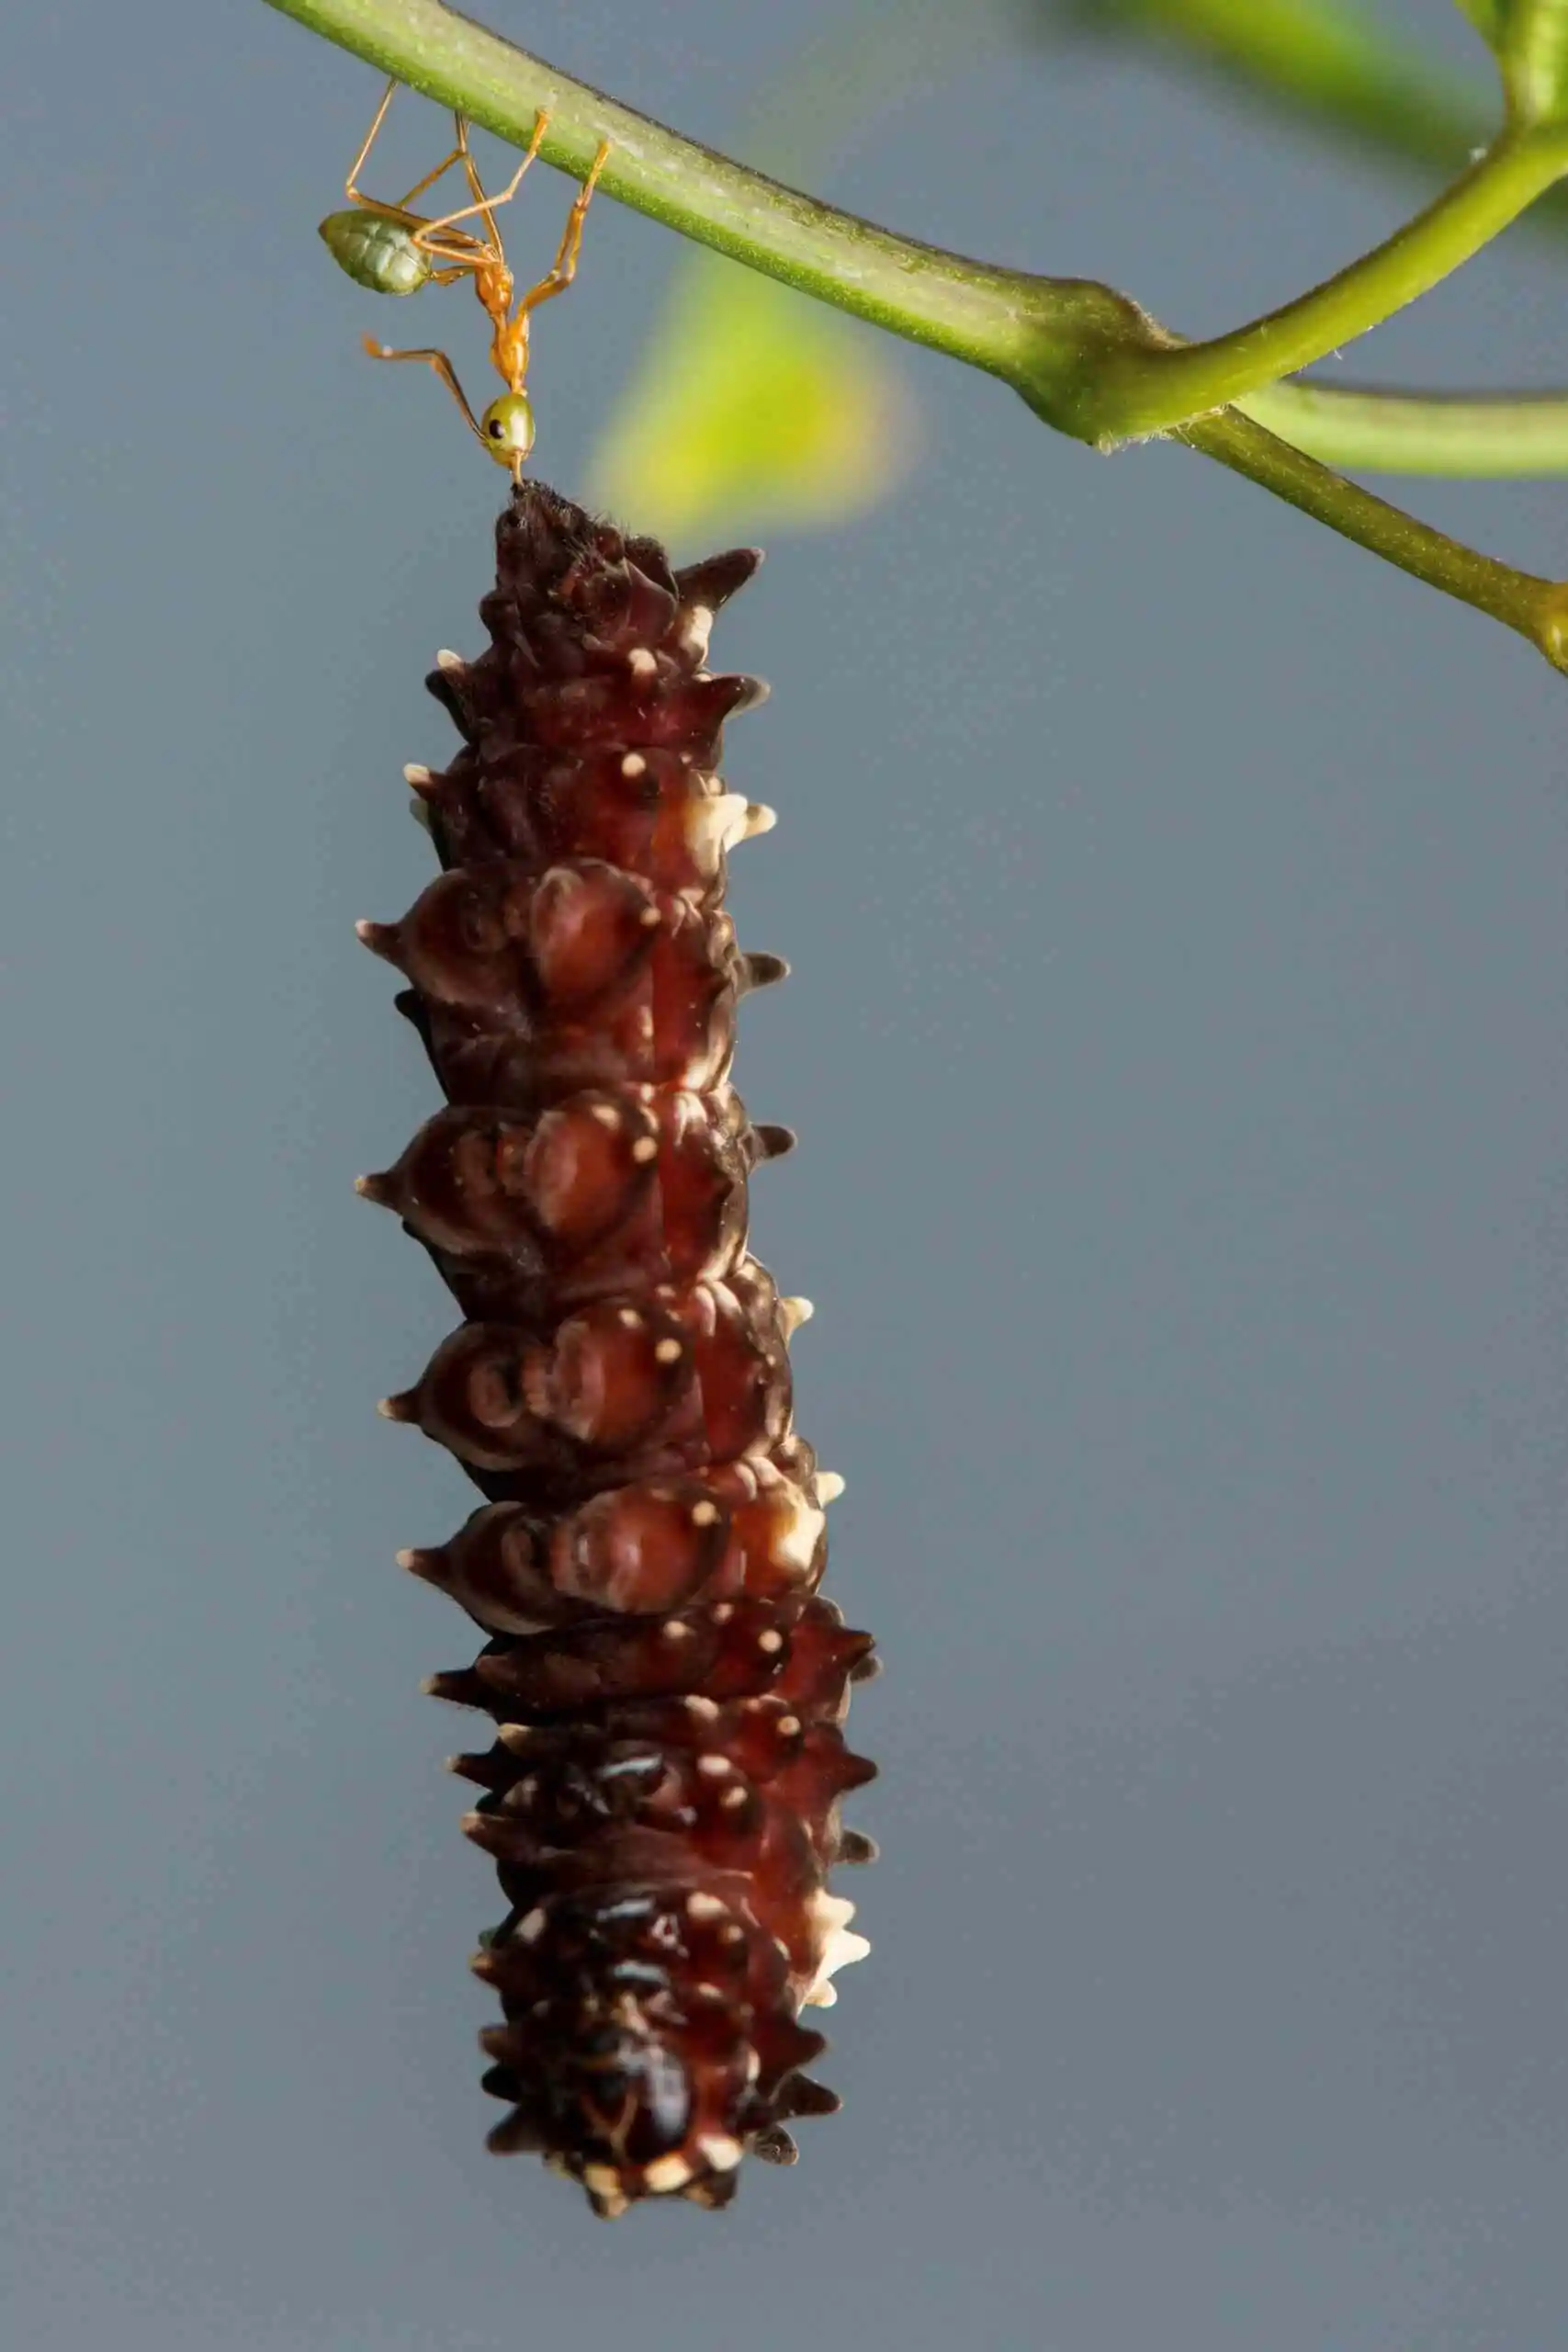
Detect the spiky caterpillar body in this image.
<box><xmin>358</xmin><ymin>483</ymin><xmax>876</xmax><ymax>2219</ymax></box>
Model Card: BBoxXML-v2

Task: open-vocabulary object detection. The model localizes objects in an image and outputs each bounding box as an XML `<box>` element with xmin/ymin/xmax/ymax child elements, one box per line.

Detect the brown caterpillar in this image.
<box><xmin>357</xmin><ymin>481</ymin><xmax>877</xmax><ymax>2218</ymax></box>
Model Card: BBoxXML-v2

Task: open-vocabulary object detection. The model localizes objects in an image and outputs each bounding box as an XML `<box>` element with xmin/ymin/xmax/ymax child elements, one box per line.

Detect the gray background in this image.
<box><xmin>4</xmin><ymin>2</ymin><xmax>1565</xmax><ymax>2346</ymax></box>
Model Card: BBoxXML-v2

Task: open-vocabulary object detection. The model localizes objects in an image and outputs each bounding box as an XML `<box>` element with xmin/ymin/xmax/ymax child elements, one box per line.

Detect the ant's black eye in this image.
<box><xmin>488</xmin><ymin>421</ymin><xmax>504</xmax><ymax>438</ymax></box>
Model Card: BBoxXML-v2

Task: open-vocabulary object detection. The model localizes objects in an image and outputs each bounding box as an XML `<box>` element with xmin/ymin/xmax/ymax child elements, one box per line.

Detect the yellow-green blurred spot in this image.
<box><xmin>587</xmin><ymin>255</ymin><xmax>917</xmax><ymax>547</ymax></box>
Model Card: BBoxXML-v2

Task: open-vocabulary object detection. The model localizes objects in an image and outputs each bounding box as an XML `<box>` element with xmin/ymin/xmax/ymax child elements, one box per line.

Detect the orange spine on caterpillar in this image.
<box><xmin>331</xmin><ymin>98</ymin><xmax>878</xmax><ymax>2213</ymax></box>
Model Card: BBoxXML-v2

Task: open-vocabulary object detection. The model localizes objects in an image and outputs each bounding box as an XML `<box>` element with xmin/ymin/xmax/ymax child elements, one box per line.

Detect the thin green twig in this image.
<box><xmin>1085</xmin><ymin>128</ymin><xmax>1568</xmax><ymax>436</ymax></box>
<box><xmin>1241</xmin><ymin>379</ymin><xmax>1568</xmax><ymax>473</ymax></box>
<box><xmin>1179</xmin><ymin>407</ymin><xmax>1556</xmax><ymax>649</ymax></box>
<box><xmin>1503</xmin><ymin>0</ymin><xmax>1568</xmax><ymax>125</ymax></box>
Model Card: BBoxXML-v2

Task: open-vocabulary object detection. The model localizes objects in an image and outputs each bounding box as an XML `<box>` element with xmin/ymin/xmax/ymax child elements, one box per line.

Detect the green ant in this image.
<box><xmin>319</xmin><ymin>81</ymin><xmax>612</xmax><ymax>480</ymax></box>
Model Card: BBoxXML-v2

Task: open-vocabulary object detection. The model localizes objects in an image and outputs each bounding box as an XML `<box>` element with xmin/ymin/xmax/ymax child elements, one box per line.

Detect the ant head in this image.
<box><xmin>479</xmin><ymin>390</ymin><xmax>536</xmax><ymax>472</ymax></box>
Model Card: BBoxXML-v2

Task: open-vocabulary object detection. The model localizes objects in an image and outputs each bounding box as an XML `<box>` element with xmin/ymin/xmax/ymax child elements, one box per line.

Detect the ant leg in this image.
<box><xmin>452</xmin><ymin>115</ymin><xmax>503</xmax><ymax>254</ymax></box>
<box><xmin>344</xmin><ymin>76</ymin><xmax>474</xmax><ymax>223</ymax></box>
<box><xmin>413</xmin><ymin>240</ymin><xmax>493</xmax><ymax>274</ymax></box>
<box><xmin>360</xmin><ymin>334</ymin><xmax>488</xmax><ymax>446</ymax></box>
<box><xmin>411</xmin><ymin>109</ymin><xmax>553</xmax><ymax>250</ymax></box>
<box><xmin>408</xmin><ymin>138</ymin><xmax>500</xmax><ymax>272</ymax></box>
<box><xmin>519</xmin><ymin>140</ymin><xmax>612</xmax><ymax>315</ymax></box>
<box><xmin>344</xmin><ymin>78</ymin><xmax>398</xmax><ymax>202</ymax></box>
<box><xmin>390</xmin><ymin>142</ymin><xmax>468</xmax><ymax>213</ymax></box>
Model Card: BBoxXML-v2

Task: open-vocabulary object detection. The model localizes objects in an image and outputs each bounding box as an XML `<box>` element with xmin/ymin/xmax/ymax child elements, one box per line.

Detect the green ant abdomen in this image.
<box><xmin>318</xmin><ymin>208</ymin><xmax>431</xmax><ymax>297</ymax></box>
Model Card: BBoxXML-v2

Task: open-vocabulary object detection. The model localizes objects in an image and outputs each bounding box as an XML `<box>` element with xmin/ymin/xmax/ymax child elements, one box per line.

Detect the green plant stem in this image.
<box><xmin>1241</xmin><ymin>379</ymin><xmax>1568</xmax><ymax>472</ymax></box>
<box><xmin>1179</xmin><ymin>408</ymin><xmax>1559</xmax><ymax>656</ymax></box>
<box><xmin>1087</xmin><ymin>129</ymin><xmax>1568</xmax><ymax>436</ymax></box>
<box><xmin>1506</xmin><ymin>0</ymin><xmax>1568</xmax><ymax>125</ymax></box>
<box><xmin>263</xmin><ymin>0</ymin><xmax>1568</xmax><ymax>668</ymax></box>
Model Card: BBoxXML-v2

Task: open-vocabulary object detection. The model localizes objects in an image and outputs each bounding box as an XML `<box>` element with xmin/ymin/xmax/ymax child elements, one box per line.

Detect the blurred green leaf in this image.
<box><xmin>1039</xmin><ymin>0</ymin><xmax>1491</xmax><ymax>175</ymax></box>
<box><xmin>587</xmin><ymin>257</ymin><xmax>918</xmax><ymax>546</ymax></box>
<box><xmin>586</xmin><ymin>0</ymin><xmax>998</xmax><ymax>546</ymax></box>
<box><xmin>1451</xmin><ymin>0</ymin><xmax>1505</xmax><ymax>46</ymax></box>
